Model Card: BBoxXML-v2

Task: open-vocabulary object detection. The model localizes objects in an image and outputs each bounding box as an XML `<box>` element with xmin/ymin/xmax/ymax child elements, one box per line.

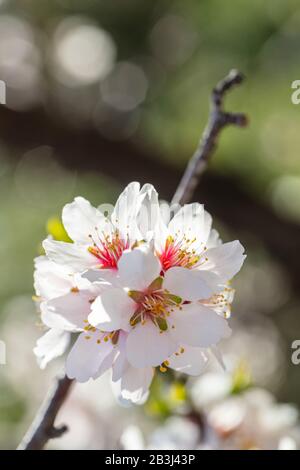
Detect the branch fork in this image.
<box><xmin>172</xmin><ymin>69</ymin><xmax>247</xmax><ymax>206</ymax></box>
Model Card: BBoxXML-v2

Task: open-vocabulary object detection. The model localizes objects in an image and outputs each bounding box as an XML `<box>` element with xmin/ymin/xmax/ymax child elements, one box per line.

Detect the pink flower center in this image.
<box><xmin>88</xmin><ymin>230</ymin><xmax>129</xmax><ymax>269</ymax></box>
<box><xmin>159</xmin><ymin>235</ymin><xmax>200</xmax><ymax>271</ymax></box>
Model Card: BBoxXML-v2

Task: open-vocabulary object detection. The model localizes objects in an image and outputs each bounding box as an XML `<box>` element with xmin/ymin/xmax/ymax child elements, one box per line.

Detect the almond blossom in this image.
<box><xmin>33</xmin><ymin>181</ymin><xmax>246</xmax><ymax>405</ymax></box>
<box><xmin>88</xmin><ymin>244</ymin><xmax>231</xmax><ymax>374</ymax></box>
<box><xmin>153</xmin><ymin>202</ymin><xmax>245</xmax><ymax>301</ymax></box>
<box><xmin>33</xmin><ymin>256</ymin><xmax>152</xmax><ymax>403</ymax></box>
<box><xmin>42</xmin><ymin>182</ymin><xmax>158</xmax><ymax>280</ymax></box>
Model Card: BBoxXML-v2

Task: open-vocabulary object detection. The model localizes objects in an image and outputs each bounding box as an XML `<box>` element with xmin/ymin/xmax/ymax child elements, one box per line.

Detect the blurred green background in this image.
<box><xmin>0</xmin><ymin>0</ymin><xmax>300</xmax><ymax>449</ymax></box>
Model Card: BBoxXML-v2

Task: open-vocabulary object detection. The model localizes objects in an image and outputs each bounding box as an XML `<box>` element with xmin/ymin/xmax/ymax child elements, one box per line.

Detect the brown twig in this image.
<box><xmin>17</xmin><ymin>374</ymin><xmax>73</xmax><ymax>450</ymax></box>
<box><xmin>172</xmin><ymin>69</ymin><xmax>248</xmax><ymax>206</ymax></box>
<box><xmin>17</xmin><ymin>69</ymin><xmax>247</xmax><ymax>451</ymax></box>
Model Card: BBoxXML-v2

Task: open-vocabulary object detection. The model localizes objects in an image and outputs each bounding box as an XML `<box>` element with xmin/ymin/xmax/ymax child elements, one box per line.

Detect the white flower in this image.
<box><xmin>34</xmin><ymin>256</ymin><xmax>152</xmax><ymax>403</ymax></box>
<box><xmin>34</xmin><ymin>328</ymin><xmax>70</xmax><ymax>370</ymax></box>
<box><xmin>34</xmin><ymin>256</ymin><xmax>74</xmax><ymax>369</ymax></box>
<box><xmin>88</xmin><ymin>244</ymin><xmax>230</xmax><ymax>372</ymax></box>
<box><xmin>153</xmin><ymin>202</ymin><xmax>245</xmax><ymax>301</ymax></box>
<box><xmin>34</xmin><ymin>256</ymin><xmax>105</xmax><ymax>374</ymax></box>
<box><xmin>148</xmin><ymin>416</ymin><xmax>201</xmax><ymax>450</ymax></box>
<box><xmin>191</xmin><ymin>371</ymin><xmax>233</xmax><ymax>409</ymax></box>
<box><xmin>191</xmin><ymin>368</ymin><xmax>300</xmax><ymax>450</ymax></box>
<box><xmin>42</xmin><ymin>182</ymin><xmax>158</xmax><ymax>278</ymax></box>
<box><xmin>207</xmin><ymin>389</ymin><xmax>300</xmax><ymax>450</ymax></box>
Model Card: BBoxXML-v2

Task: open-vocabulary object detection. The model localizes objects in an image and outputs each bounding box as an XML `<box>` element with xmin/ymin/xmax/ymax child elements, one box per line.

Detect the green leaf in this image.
<box><xmin>47</xmin><ymin>217</ymin><xmax>72</xmax><ymax>242</ymax></box>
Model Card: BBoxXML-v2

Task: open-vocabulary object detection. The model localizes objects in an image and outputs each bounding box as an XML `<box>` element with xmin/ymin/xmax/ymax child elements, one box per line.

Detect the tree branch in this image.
<box><xmin>17</xmin><ymin>69</ymin><xmax>247</xmax><ymax>451</ymax></box>
<box><xmin>172</xmin><ymin>69</ymin><xmax>248</xmax><ymax>206</ymax></box>
<box><xmin>17</xmin><ymin>374</ymin><xmax>73</xmax><ymax>450</ymax></box>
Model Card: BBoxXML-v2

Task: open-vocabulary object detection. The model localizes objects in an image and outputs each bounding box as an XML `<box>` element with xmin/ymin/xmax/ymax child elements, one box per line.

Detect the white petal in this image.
<box><xmin>201</xmin><ymin>240</ymin><xmax>246</xmax><ymax>283</ymax></box>
<box><xmin>111</xmin><ymin>182</ymin><xmax>141</xmax><ymax>242</ymax></box>
<box><xmin>210</xmin><ymin>345</ymin><xmax>226</xmax><ymax>370</ymax></box>
<box><xmin>170</xmin><ymin>303</ymin><xmax>231</xmax><ymax>348</ymax></box>
<box><xmin>162</xmin><ymin>242</ymin><xmax>245</xmax><ymax>300</ymax></box>
<box><xmin>163</xmin><ymin>266</ymin><xmax>217</xmax><ymax>300</ymax></box>
<box><xmin>34</xmin><ymin>329</ymin><xmax>70</xmax><ymax>369</ymax></box>
<box><xmin>118</xmin><ymin>245</ymin><xmax>161</xmax><ymax>291</ymax></box>
<box><xmin>62</xmin><ymin>196</ymin><xmax>106</xmax><ymax>244</ymax></box>
<box><xmin>113</xmin><ymin>362</ymin><xmax>154</xmax><ymax>405</ymax></box>
<box><xmin>41</xmin><ymin>290</ymin><xmax>94</xmax><ymax>331</ymax></box>
<box><xmin>43</xmin><ymin>239</ymin><xmax>97</xmax><ymax>272</ymax></box>
<box><xmin>88</xmin><ymin>288</ymin><xmax>135</xmax><ymax>332</ymax></box>
<box><xmin>137</xmin><ymin>183</ymin><xmax>160</xmax><ymax>239</ymax></box>
<box><xmin>168</xmin><ymin>346</ymin><xmax>208</xmax><ymax>376</ymax></box>
<box><xmin>202</xmin><ymin>287</ymin><xmax>235</xmax><ymax>318</ymax></box>
<box><xmin>168</xmin><ymin>203</ymin><xmax>212</xmax><ymax>249</ymax></box>
<box><xmin>93</xmin><ymin>348</ymin><xmax>118</xmax><ymax>380</ymax></box>
<box><xmin>111</xmin><ymin>331</ymin><xmax>128</xmax><ymax>382</ymax></box>
<box><xmin>34</xmin><ymin>255</ymin><xmax>49</xmax><ymax>271</ymax></box>
<box><xmin>206</xmin><ymin>228</ymin><xmax>222</xmax><ymax>249</ymax></box>
<box><xmin>202</xmin><ymin>210</ymin><xmax>213</xmax><ymax>245</ymax></box>
<box><xmin>86</xmin><ymin>319</ymin><xmax>127</xmax><ymax>383</ymax></box>
<box><xmin>66</xmin><ymin>331</ymin><xmax>114</xmax><ymax>382</ymax></box>
<box><xmin>126</xmin><ymin>320</ymin><xmax>178</xmax><ymax>367</ymax></box>
<box><xmin>83</xmin><ymin>268</ymin><xmax>120</xmax><ymax>286</ymax></box>
<box><xmin>34</xmin><ymin>256</ymin><xmax>73</xmax><ymax>299</ymax></box>
<box><xmin>73</xmin><ymin>273</ymin><xmax>94</xmax><ymax>291</ymax></box>
<box><xmin>153</xmin><ymin>204</ymin><xmax>171</xmax><ymax>250</ymax></box>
